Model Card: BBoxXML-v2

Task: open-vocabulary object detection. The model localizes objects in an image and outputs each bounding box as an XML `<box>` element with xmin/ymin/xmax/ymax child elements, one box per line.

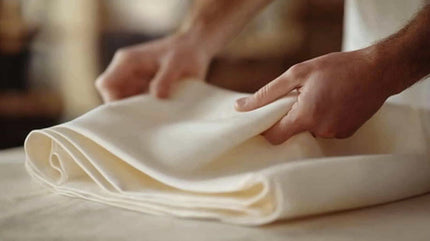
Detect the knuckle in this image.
<box><xmin>95</xmin><ymin>75</ymin><xmax>116</xmax><ymax>93</ymax></box>
<box><xmin>256</xmin><ymin>86</ymin><xmax>270</xmax><ymax>99</ymax></box>
<box><xmin>95</xmin><ymin>76</ymin><xmax>107</xmax><ymax>90</ymax></box>
<box><xmin>287</xmin><ymin>63</ymin><xmax>307</xmax><ymax>79</ymax></box>
<box><xmin>114</xmin><ymin>48</ymin><xmax>133</xmax><ymax>61</ymax></box>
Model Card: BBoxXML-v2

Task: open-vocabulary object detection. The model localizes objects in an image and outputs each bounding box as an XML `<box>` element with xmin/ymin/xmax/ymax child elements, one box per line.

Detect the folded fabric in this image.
<box><xmin>25</xmin><ymin>80</ymin><xmax>430</xmax><ymax>225</ymax></box>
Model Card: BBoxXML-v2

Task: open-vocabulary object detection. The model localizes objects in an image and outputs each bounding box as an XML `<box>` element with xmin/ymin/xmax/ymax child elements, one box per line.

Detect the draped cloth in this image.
<box><xmin>25</xmin><ymin>80</ymin><xmax>430</xmax><ymax>225</ymax></box>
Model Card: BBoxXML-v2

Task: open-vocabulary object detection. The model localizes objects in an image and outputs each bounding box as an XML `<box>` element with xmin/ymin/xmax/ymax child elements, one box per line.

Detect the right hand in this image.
<box><xmin>95</xmin><ymin>33</ymin><xmax>212</xmax><ymax>102</ymax></box>
<box><xmin>235</xmin><ymin>48</ymin><xmax>395</xmax><ymax>144</ymax></box>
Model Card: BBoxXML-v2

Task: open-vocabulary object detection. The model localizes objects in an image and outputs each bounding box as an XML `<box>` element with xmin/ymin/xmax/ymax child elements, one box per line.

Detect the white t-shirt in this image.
<box><xmin>343</xmin><ymin>0</ymin><xmax>429</xmax><ymax>109</ymax></box>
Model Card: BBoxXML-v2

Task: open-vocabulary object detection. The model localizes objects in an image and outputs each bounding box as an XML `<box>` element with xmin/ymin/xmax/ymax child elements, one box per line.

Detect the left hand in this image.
<box><xmin>235</xmin><ymin>48</ymin><xmax>397</xmax><ymax>144</ymax></box>
<box><xmin>95</xmin><ymin>32</ymin><xmax>212</xmax><ymax>102</ymax></box>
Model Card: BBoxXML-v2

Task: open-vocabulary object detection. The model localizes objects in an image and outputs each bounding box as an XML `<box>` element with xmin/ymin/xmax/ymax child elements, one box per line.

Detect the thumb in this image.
<box><xmin>150</xmin><ymin>61</ymin><xmax>178</xmax><ymax>99</ymax></box>
<box><xmin>263</xmin><ymin>104</ymin><xmax>307</xmax><ymax>145</ymax></box>
<box><xmin>235</xmin><ymin>75</ymin><xmax>299</xmax><ymax>112</ymax></box>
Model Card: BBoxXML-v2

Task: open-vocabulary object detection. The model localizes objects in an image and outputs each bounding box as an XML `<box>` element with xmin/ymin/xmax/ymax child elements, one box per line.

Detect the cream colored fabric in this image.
<box><xmin>25</xmin><ymin>80</ymin><xmax>430</xmax><ymax>225</ymax></box>
<box><xmin>4</xmin><ymin>160</ymin><xmax>430</xmax><ymax>241</ymax></box>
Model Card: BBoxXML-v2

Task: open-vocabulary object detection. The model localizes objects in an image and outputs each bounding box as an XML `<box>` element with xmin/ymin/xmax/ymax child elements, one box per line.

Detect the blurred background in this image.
<box><xmin>0</xmin><ymin>0</ymin><xmax>343</xmax><ymax>149</ymax></box>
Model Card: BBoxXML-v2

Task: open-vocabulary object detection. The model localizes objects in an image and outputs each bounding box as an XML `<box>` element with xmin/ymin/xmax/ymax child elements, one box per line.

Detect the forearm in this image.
<box><xmin>372</xmin><ymin>4</ymin><xmax>430</xmax><ymax>95</ymax></box>
<box><xmin>179</xmin><ymin>0</ymin><xmax>273</xmax><ymax>57</ymax></box>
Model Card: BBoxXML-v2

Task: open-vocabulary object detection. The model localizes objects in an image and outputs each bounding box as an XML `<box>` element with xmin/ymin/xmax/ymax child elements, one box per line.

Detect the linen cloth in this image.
<box><xmin>3</xmin><ymin>160</ymin><xmax>430</xmax><ymax>241</ymax></box>
<box><xmin>25</xmin><ymin>80</ymin><xmax>430</xmax><ymax>225</ymax></box>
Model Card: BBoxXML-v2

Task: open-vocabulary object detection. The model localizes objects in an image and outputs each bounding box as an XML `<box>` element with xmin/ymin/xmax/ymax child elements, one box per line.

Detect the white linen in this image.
<box><xmin>4</xmin><ymin>160</ymin><xmax>430</xmax><ymax>241</ymax></box>
<box><xmin>25</xmin><ymin>80</ymin><xmax>430</xmax><ymax>225</ymax></box>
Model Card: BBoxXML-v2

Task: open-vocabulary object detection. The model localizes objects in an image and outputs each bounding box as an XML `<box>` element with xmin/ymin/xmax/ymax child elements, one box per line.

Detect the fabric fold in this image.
<box><xmin>25</xmin><ymin>80</ymin><xmax>430</xmax><ymax>225</ymax></box>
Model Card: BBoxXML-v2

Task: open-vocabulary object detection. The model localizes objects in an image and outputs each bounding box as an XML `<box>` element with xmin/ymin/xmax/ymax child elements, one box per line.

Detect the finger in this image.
<box><xmin>149</xmin><ymin>60</ymin><xmax>179</xmax><ymax>99</ymax></box>
<box><xmin>95</xmin><ymin>74</ymin><xmax>121</xmax><ymax>103</ymax></box>
<box><xmin>96</xmin><ymin>71</ymin><xmax>151</xmax><ymax>103</ymax></box>
<box><xmin>235</xmin><ymin>75</ymin><xmax>300</xmax><ymax>112</ymax></box>
<box><xmin>95</xmin><ymin>52</ymin><xmax>135</xmax><ymax>103</ymax></box>
<box><xmin>263</xmin><ymin>104</ymin><xmax>308</xmax><ymax>145</ymax></box>
<box><xmin>101</xmin><ymin>90</ymin><xmax>118</xmax><ymax>103</ymax></box>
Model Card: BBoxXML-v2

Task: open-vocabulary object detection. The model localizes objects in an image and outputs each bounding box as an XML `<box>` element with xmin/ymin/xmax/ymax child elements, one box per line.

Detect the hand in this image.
<box><xmin>235</xmin><ymin>48</ymin><xmax>396</xmax><ymax>144</ymax></box>
<box><xmin>95</xmin><ymin>32</ymin><xmax>212</xmax><ymax>102</ymax></box>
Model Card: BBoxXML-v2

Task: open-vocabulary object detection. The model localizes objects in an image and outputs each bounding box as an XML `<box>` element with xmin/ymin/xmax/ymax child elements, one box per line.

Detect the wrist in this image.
<box><xmin>364</xmin><ymin>43</ymin><xmax>415</xmax><ymax>97</ymax></box>
<box><xmin>176</xmin><ymin>20</ymin><xmax>223</xmax><ymax>60</ymax></box>
<box><xmin>370</xmin><ymin>34</ymin><xmax>430</xmax><ymax>97</ymax></box>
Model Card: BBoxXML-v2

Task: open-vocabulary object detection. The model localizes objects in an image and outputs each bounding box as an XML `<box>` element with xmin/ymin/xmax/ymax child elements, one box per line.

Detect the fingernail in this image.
<box><xmin>235</xmin><ymin>97</ymin><xmax>248</xmax><ymax>110</ymax></box>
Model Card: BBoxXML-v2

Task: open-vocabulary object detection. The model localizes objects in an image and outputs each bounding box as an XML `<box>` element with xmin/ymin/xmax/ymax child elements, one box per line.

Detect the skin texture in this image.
<box><xmin>95</xmin><ymin>33</ymin><xmax>211</xmax><ymax>101</ymax></box>
<box><xmin>96</xmin><ymin>1</ymin><xmax>430</xmax><ymax>144</ymax></box>
<box><xmin>235</xmin><ymin>48</ymin><xmax>390</xmax><ymax>144</ymax></box>
<box><xmin>95</xmin><ymin>0</ymin><xmax>272</xmax><ymax>101</ymax></box>
<box><xmin>235</xmin><ymin>5</ymin><xmax>430</xmax><ymax>144</ymax></box>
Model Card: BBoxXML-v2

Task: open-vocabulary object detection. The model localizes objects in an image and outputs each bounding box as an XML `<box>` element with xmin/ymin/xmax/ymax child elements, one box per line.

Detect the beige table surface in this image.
<box><xmin>1</xmin><ymin>147</ymin><xmax>430</xmax><ymax>241</ymax></box>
